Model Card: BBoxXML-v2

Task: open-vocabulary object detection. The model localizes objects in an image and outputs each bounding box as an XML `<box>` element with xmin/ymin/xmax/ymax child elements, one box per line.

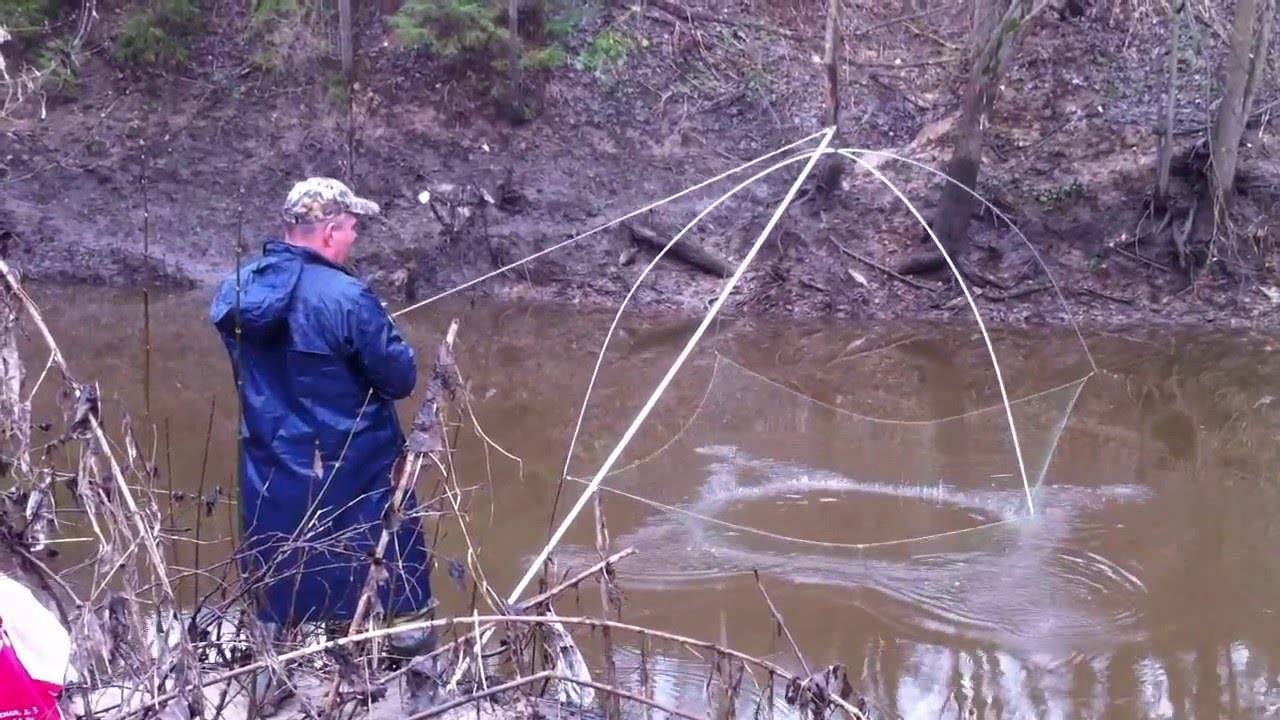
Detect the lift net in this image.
<box><xmin>562</xmin><ymin>352</ymin><xmax>1088</xmax><ymax>585</ymax></box>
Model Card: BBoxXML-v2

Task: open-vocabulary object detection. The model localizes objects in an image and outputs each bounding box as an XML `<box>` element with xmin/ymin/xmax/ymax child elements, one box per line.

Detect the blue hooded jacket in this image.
<box><xmin>210</xmin><ymin>241</ymin><xmax>431</xmax><ymax>626</ymax></box>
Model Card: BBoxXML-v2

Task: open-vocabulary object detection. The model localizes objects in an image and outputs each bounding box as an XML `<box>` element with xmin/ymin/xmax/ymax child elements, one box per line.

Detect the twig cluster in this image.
<box><xmin>0</xmin><ymin>255</ymin><xmax>867</xmax><ymax>720</ymax></box>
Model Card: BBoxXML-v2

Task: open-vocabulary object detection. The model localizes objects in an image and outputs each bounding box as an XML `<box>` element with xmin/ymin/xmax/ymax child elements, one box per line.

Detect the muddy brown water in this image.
<box><xmin>21</xmin><ymin>286</ymin><xmax>1280</xmax><ymax>719</ymax></box>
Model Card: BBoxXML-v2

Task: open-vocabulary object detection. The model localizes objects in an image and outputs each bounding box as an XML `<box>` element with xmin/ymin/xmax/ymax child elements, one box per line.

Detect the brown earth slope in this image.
<box><xmin>1</xmin><ymin>0</ymin><xmax>1277</xmax><ymax>328</ymax></box>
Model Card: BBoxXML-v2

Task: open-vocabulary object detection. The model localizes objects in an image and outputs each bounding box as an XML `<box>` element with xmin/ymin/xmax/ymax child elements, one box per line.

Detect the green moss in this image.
<box><xmin>542</xmin><ymin>0</ymin><xmax>581</xmax><ymax>41</ymax></box>
<box><xmin>32</xmin><ymin>36</ymin><xmax>79</xmax><ymax>93</ymax></box>
<box><xmin>576</xmin><ymin>28</ymin><xmax>627</xmax><ymax>75</ymax></box>
<box><xmin>388</xmin><ymin>0</ymin><xmax>506</xmax><ymax>57</ymax></box>
<box><xmin>0</xmin><ymin>0</ymin><xmax>54</xmax><ymax>32</ymax></box>
<box><xmin>250</xmin><ymin>0</ymin><xmax>297</xmax><ymax>26</ymax></box>
<box><xmin>114</xmin><ymin>0</ymin><xmax>200</xmax><ymax>67</ymax></box>
<box><xmin>1036</xmin><ymin>178</ymin><xmax>1086</xmax><ymax>208</ymax></box>
<box><xmin>521</xmin><ymin>43</ymin><xmax>565</xmax><ymax>70</ymax></box>
<box><xmin>325</xmin><ymin>71</ymin><xmax>349</xmax><ymax>104</ymax></box>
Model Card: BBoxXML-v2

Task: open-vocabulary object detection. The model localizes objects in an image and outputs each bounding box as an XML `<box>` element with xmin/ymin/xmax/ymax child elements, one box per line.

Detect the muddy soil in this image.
<box><xmin>1</xmin><ymin>0</ymin><xmax>1277</xmax><ymax>328</ymax></box>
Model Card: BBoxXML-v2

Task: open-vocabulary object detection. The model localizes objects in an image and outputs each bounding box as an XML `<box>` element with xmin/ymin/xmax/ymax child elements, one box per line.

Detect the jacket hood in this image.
<box><xmin>209</xmin><ymin>242</ymin><xmax>305</xmax><ymax>339</ymax></box>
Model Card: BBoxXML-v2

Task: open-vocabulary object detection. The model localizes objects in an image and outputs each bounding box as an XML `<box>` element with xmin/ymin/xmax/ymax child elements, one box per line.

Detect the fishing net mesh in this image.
<box><xmin>562</xmin><ymin>354</ymin><xmax>1088</xmax><ymax>584</ymax></box>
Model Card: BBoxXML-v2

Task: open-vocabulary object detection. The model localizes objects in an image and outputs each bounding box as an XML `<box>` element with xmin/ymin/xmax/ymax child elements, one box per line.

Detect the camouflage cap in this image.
<box><xmin>281</xmin><ymin>177</ymin><xmax>381</xmax><ymax>225</ymax></box>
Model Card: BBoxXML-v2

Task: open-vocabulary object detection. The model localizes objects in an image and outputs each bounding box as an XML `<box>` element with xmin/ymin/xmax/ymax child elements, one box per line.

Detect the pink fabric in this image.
<box><xmin>0</xmin><ymin>618</ymin><xmax>62</xmax><ymax>720</ymax></box>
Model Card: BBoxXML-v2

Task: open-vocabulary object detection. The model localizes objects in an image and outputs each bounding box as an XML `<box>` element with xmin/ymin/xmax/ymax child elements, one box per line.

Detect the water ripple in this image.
<box><xmin>556</xmin><ymin>446</ymin><xmax>1153</xmax><ymax>647</ymax></box>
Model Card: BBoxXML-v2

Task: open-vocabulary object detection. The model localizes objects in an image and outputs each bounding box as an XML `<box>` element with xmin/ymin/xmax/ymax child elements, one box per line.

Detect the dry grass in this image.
<box><xmin>0</xmin><ymin>254</ymin><xmax>867</xmax><ymax>720</ymax></box>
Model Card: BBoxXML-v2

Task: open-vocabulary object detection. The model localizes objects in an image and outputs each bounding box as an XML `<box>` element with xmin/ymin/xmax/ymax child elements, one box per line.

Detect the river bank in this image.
<box><xmin>2</xmin><ymin>0</ymin><xmax>1278</xmax><ymax>330</ymax></box>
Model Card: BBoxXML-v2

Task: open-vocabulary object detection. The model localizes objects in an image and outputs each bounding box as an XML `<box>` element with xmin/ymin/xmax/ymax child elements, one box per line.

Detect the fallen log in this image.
<box><xmin>983</xmin><ymin>281</ymin><xmax>1052</xmax><ymax>301</ymax></box>
<box><xmin>1078</xmin><ymin>286</ymin><xmax>1135</xmax><ymax>305</ymax></box>
<box><xmin>626</xmin><ymin>223</ymin><xmax>734</xmax><ymax>279</ymax></box>
<box><xmin>896</xmin><ymin>249</ymin><xmax>947</xmax><ymax>276</ymax></box>
<box><xmin>831</xmin><ymin>238</ymin><xmax>936</xmax><ymax>291</ymax></box>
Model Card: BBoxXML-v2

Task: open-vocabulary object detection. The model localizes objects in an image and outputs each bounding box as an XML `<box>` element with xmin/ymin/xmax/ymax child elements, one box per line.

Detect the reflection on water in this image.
<box><xmin>606</xmin><ymin>645</ymin><xmax>806</xmax><ymax>720</ymax></box>
<box><xmin>18</xmin><ymin>287</ymin><xmax>1280</xmax><ymax>719</ymax></box>
<box><xmin>852</xmin><ymin>640</ymin><xmax>1280</xmax><ymax>719</ymax></box>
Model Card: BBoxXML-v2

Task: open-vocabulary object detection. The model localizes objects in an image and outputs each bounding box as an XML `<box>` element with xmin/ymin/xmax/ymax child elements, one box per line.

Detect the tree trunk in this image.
<box><xmin>813</xmin><ymin>0</ymin><xmax>844</xmax><ymax>202</ymax></box>
<box><xmin>339</xmin><ymin>0</ymin><xmax>354</xmax><ymax>80</ymax></box>
<box><xmin>507</xmin><ymin>0</ymin><xmax>522</xmax><ymax>115</ymax></box>
<box><xmin>822</xmin><ymin>0</ymin><xmax>840</xmax><ymax>129</ymax></box>
<box><xmin>1154</xmin><ymin>0</ymin><xmax>1183</xmax><ymax>210</ymax></box>
<box><xmin>1182</xmin><ymin>0</ymin><xmax>1272</xmax><ymax>267</ymax></box>
<box><xmin>909</xmin><ymin>0</ymin><xmax>1043</xmax><ymax>272</ymax></box>
<box><xmin>932</xmin><ymin>68</ymin><xmax>993</xmax><ymax>262</ymax></box>
<box><xmin>1241</xmin><ymin>0</ymin><xmax>1273</xmax><ymax>110</ymax></box>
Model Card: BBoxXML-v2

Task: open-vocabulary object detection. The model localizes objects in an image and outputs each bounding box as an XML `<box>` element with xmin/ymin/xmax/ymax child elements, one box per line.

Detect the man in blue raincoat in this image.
<box><xmin>209</xmin><ymin>178</ymin><xmax>433</xmax><ymax>650</ymax></box>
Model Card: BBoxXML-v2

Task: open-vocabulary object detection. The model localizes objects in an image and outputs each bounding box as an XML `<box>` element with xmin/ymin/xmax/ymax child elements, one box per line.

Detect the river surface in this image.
<box><xmin>22</xmin><ymin>287</ymin><xmax>1280</xmax><ymax>719</ymax></box>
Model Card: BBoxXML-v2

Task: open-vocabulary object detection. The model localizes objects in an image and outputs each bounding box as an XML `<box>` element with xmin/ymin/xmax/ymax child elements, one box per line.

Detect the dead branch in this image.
<box><xmin>627</xmin><ymin>223</ymin><xmax>734</xmax><ymax>278</ymax></box>
<box><xmin>408</xmin><ymin>670</ymin><xmax>555</xmax><ymax>719</ymax></box>
<box><xmin>591</xmin><ymin>492</ymin><xmax>620</xmax><ymax>719</ymax></box>
<box><xmin>118</xmin><ymin>614</ymin><xmax>869</xmax><ymax>720</ymax></box>
<box><xmin>752</xmin><ymin>570</ymin><xmax>809</xmax><ymax>676</ymax></box>
<box><xmin>646</xmin><ymin>0</ymin><xmax>956</xmax><ymax>47</ymax></box>
<box><xmin>644</xmin><ymin>0</ymin><xmax>807</xmax><ymax>41</ymax></box>
<box><xmin>830</xmin><ymin>238</ymin><xmax>937</xmax><ymax>291</ymax></box>
<box><xmin>1078</xmin><ymin>286</ymin><xmax>1135</xmax><ymax>305</ymax></box>
<box><xmin>524</xmin><ymin>550</ymin><xmax>635</xmax><ymax>613</ymax></box>
<box><xmin>377</xmin><ymin>547</ymin><xmax>638</xmax><ymax>688</ymax></box>
<box><xmin>338</xmin><ymin>319</ymin><xmax>459</xmax><ymax>635</ymax></box>
<box><xmin>851</xmin><ymin>4</ymin><xmax>957</xmax><ymax>37</ymax></box>
<box><xmin>902</xmin><ymin>21</ymin><xmax>960</xmax><ymax>49</ymax></box>
<box><xmin>786</xmin><ymin>665</ymin><xmax>860</xmax><ymax>720</ymax></box>
<box><xmin>0</xmin><ymin>256</ymin><xmax>210</xmax><ymax>716</ymax></box>
<box><xmin>851</xmin><ymin>55</ymin><xmax>958</xmax><ymax>68</ymax></box>
<box><xmin>1112</xmin><ymin>244</ymin><xmax>1172</xmax><ymax>272</ymax></box>
<box><xmin>406</xmin><ymin>669</ymin><xmax>703</xmax><ymax>720</ymax></box>
<box><xmin>0</xmin><ymin>257</ymin><xmax>181</xmax><ymax>602</ymax></box>
<box><xmin>980</xmin><ymin>281</ymin><xmax>1052</xmax><ymax>301</ymax></box>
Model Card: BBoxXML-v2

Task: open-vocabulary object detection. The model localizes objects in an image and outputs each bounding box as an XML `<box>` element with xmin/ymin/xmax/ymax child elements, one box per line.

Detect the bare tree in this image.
<box><xmin>339</xmin><ymin>0</ymin><xmax>354</xmax><ymax>80</ymax></box>
<box><xmin>1177</xmin><ymin>0</ymin><xmax>1274</xmax><ymax>270</ymax></box>
<box><xmin>811</xmin><ymin>0</ymin><xmax>844</xmax><ymax>203</ymax></box>
<box><xmin>823</xmin><ymin>0</ymin><xmax>840</xmax><ymax>129</ymax></box>
<box><xmin>901</xmin><ymin>0</ymin><xmax>1046</xmax><ymax>275</ymax></box>
<box><xmin>1154</xmin><ymin>0</ymin><xmax>1185</xmax><ymax>211</ymax></box>
<box><xmin>340</xmin><ymin>0</ymin><xmax>356</xmax><ymax>182</ymax></box>
<box><xmin>497</xmin><ymin>0</ymin><xmax>546</xmax><ymax>122</ymax></box>
<box><xmin>506</xmin><ymin>0</ymin><xmax>523</xmax><ymax>120</ymax></box>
